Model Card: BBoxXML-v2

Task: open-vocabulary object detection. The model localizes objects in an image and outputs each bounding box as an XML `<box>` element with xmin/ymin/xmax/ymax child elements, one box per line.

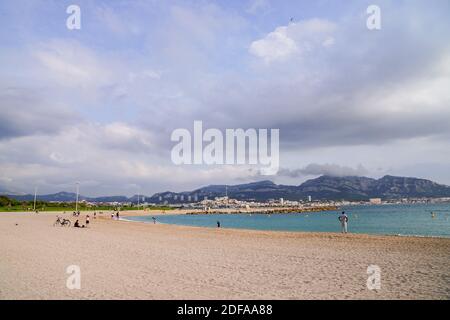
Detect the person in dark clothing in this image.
<box><xmin>217</xmin><ymin>221</ymin><xmax>221</xmax><ymax>228</ymax></box>
<box><xmin>74</xmin><ymin>220</ymin><xmax>85</xmax><ymax>228</ymax></box>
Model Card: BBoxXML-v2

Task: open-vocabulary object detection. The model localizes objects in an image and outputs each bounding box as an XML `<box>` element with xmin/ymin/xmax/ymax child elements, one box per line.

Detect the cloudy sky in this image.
<box><xmin>0</xmin><ymin>0</ymin><xmax>449</xmax><ymax>196</ymax></box>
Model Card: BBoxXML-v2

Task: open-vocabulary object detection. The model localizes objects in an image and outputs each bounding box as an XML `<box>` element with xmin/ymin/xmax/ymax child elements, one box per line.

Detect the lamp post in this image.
<box><xmin>33</xmin><ymin>186</ymin><xmax>37</xmax><ymax>212</ymax></box>
<box><xmin>75</xmin><ymin>182</ymin><xmax>80</xmax><ymax>212</ymax></box>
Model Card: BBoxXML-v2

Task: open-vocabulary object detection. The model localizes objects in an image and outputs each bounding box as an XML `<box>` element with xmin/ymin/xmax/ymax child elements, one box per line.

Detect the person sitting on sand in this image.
<box><xmin>74</xmin><ymin>220</ymin><xmax>85</xmax><ymax>228</ymax></box>
<box><xmin>338</xmin><ymin>211</ymin><xmax>348</xmax><ymax>233</ymax></box>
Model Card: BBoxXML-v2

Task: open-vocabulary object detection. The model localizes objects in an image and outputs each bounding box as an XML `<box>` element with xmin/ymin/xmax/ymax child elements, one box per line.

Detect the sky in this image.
<box><xmin>0</xmin><ymin>0</ymin><xmax>450</xmax><ymax>196</ymax></box>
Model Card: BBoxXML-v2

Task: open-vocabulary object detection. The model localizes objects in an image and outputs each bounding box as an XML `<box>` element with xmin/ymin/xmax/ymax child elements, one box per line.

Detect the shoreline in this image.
<box><xmin>5</xmin><ymin>210</ymin><xmax>450</xmax><ymax>243</ymax></box>
<box><xmin>120</xmin><ymin>212</ymin><xmax>450</xmax><ymax>240</ymax></box>
<box><xmin>6</xmin><ymin>209</ymin><xmax>450</xmax><ymax>240</ymax></box>
<box><xmin>125</xmin><ymin>217</ymin><xmax>450</xmax><ymax>240</ymax></box>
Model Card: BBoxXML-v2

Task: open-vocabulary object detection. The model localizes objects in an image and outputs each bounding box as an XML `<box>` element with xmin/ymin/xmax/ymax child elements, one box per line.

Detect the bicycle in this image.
<box><xmin>54</xmin><ymin>216</ymin><xmax>71</xmax><ymax>227</ymax></box>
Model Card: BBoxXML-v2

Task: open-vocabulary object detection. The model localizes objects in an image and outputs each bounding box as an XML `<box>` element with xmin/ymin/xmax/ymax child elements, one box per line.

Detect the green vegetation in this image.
<box><xmin>0</xmin><ymin>195</ymin><xmax>19</xmax><ymax>207</ymax></box>
<box><xmin>0</xmin><ymin>196</ymin><xmax>172</xmax><ymax>212</ymax></box>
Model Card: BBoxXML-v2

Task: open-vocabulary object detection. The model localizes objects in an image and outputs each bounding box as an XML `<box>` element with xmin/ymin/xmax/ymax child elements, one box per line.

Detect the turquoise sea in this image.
<box><xmin>127</xmin><ymin>203</ymin><xmax>450</xmax><ymax>238</ymax></box>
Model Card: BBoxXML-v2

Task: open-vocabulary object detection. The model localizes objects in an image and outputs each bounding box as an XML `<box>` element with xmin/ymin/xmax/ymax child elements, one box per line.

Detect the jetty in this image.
<box><xmin>185</xmin><ymin>206</ymin><xmax>339</xmax><ymax>215</ymax></box>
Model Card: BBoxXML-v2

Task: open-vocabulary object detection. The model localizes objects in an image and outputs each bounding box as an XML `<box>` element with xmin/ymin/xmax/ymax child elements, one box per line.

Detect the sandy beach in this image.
<box><xmin>0</xmin><ymin>211</ymin><xmax>449</xmax><ymax>300</ymax></box>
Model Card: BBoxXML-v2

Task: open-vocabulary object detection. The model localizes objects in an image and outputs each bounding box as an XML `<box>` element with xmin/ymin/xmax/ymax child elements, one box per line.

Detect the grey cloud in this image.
<box><xmin>0</xmin><ymin>88</ymin><xmax>78</xmax><ymax>139</ymax></box>
<box><xmin>27</xmin><ymin>1</ymin><xmax>444</xmax><ymax>155</ymax></box>
<box><xmin>171</xmin><ymin>2</ymin><xmax>450</xmax><ymax>151</ymax></box>
<box><xmin>278</xmin><ymin>163</ymin><xmax>369</xmax><ymax>178</ymax></box>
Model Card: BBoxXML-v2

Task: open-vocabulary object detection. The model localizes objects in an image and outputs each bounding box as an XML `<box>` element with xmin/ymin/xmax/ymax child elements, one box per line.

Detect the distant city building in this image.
<box><xmin>369</xmin><ymin>198</ymin><xmax>382</xmax><ymax>204</ymax></box>
<box><xmin>280</xmin><ymin>198</ymin><xmax>284</xmax><ymax>205</ymax></box>
<box><xmin>308</xmin><ymin>195</ymin><xmax>312</xmax><ymax>202</ymax></box>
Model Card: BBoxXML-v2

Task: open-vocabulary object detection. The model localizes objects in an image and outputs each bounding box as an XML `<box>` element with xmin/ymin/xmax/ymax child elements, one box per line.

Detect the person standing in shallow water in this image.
<box><xmin>217</xmin><ymin>221</ymin><xmax>221</xmax><ymax>228</ymax></box>
<box><xmin>339</xmin><ymin>211</ymin><xmax>348</xmax><ymax>233</ymax></box>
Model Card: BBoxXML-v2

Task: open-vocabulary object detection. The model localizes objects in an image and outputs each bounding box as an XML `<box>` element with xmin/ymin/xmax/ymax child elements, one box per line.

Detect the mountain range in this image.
<box><xmin>3</xmin><ymin>175</ymin><xmax>450</xmax><ymax>203</ymax></box>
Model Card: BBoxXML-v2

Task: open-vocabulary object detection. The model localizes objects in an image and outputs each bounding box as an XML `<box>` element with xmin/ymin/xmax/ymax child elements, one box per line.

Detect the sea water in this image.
<box><xmin>127</xmin><ymin>203</ymin><xmax>450</xmax><ymax>238</ymax></box>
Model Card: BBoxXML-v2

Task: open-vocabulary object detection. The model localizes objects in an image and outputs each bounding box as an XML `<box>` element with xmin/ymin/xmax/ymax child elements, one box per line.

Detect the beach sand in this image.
<box><xmin>0</xmin><ymin>211</ymin><xmax>449</xmax><ymax>299</ymax></box>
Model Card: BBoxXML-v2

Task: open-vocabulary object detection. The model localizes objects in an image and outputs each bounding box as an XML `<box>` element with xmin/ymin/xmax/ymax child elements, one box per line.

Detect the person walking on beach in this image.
<box><xmin>116</xmin><ymin>211</ymin><xmax>120</xmax><ymax>220</ymax></box>
<box><xmin>86</xmin><ymin>215</ymin><xmax>90</xmax><ymax>227</ymax></box>
<box><xmin>217</xmin><ymin>221</ymin><xmax>221</xmax><ymax>228</ymax></box>
<box><xmin>152</xmin><ymin>217</ymin><xmax>156</xmax><ymax>224</ymax></box>
<box><xmin>339</xmin><ymin>211</ymin><xmax>348</xmax><ymax>233</ymax></box>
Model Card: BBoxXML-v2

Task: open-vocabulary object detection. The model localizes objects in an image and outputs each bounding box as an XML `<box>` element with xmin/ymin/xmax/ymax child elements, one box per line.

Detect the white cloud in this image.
<box><xmin>33</xmin><ymin>39</ymin><xmax>113</xmax><ymax>87</ymax></box>
<box><xmin>249</xmin><ymin>25</ymin><xmax>298</xmax><ymax>62</ymax></box>
<box><xmin>249</xmin><ymin>19</ymin><xmax>336</xmax><ymax>62</ymax></box>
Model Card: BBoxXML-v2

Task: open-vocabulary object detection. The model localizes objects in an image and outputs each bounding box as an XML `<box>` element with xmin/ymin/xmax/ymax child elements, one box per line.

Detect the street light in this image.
<box><xmin>75</xmin><ymin>182</ymin><xmax>80</xmax><ymax>212</ymax></box>
<box><xmin>33</xmin><ymin>186</ymin><xmax>37</xmax><ymax>212</ymax></box>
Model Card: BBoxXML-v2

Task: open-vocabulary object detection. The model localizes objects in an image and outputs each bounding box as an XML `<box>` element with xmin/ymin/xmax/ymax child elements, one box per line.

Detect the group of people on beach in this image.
<box><xmin>71</xmin><ymin>210</ymin><xmax>123</xmax><ymax>227</ymax></box>
<box><xmin>70</xmin><ymin>210</ymin><xmax>125</xmax><ymax>228</ymax></box>
<box><xmin>111</xmin><ymin>211</ymin><xmax>120</xmax><ymax>220</ymax></box>
<box><xmin>72</xmin><ymin>211</ymin><xmax>80</xmax><ymax>217</ymax></box>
